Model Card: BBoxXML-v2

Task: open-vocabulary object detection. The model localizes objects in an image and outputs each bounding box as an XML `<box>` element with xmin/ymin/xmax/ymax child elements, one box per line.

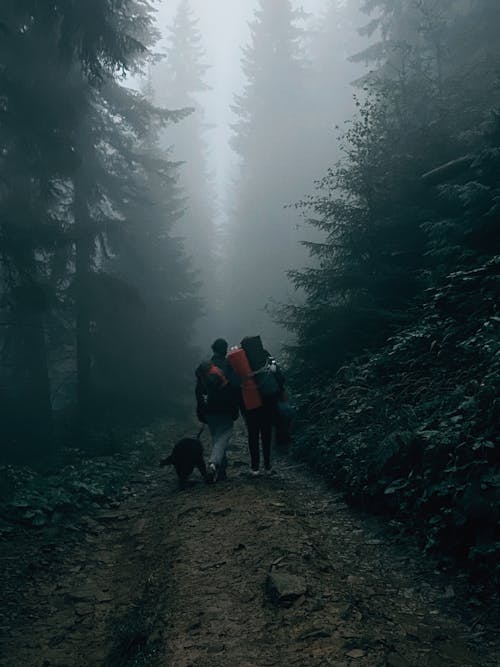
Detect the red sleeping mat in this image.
<box><xmin>227</xmin><ymin>347</ymin><xmax>262</xmax><ymax>410</ymax></box>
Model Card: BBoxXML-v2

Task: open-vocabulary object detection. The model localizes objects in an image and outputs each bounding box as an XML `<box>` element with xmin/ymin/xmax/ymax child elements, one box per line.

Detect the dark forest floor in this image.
<box><xmin>1</xmin><ymin>425</ymin><xmax>499</xmax><ymax>667</ymax></box>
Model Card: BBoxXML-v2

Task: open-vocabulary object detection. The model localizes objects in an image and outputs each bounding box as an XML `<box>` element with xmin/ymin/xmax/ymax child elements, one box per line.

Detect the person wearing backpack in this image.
<box><xmin>228</xmin><ymin>337</ymin><xmax>285</xmax><ymax>476</ymax></box>
<box><xmin>195</xmin><ymin>338</ymin><xmax>240</xmax><ymax>483</ymax></box>
<box><xmin>245</xmin><ymin>348</ymin><xmax>284</xmax><ymax>476</ymax></box>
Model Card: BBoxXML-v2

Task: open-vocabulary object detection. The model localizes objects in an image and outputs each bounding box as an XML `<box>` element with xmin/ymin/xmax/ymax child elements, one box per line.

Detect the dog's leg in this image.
<box><xmin>178</xmin><ymin>475</ymin><xmax>188</xmax><ymax>491</ymax></box>
<box><xmin>197</xmin><ymin>458</ymin><xmax>207</xmax><ymax>480</ymax></box>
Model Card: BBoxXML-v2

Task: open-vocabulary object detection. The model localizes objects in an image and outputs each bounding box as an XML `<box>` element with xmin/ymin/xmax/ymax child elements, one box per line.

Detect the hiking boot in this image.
<box><xmin>248</xmin><ymin>468</ymin><xmax>260</xmax><ymax>478</ymax></box>
<box><xmin>206</xmin><ymin>463</ymin><xmax>217</xmax><ymax>484</ymax></box>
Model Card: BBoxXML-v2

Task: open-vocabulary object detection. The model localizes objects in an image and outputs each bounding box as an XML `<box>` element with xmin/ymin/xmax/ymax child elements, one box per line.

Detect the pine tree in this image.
<box><xmin>66</xmin><ymin>70</ymin><xmax>202</xmax><ymax>431</ymax></box>
<box><xmin>90</xmin><ymin>82</ymin><xmax>201</xmax><ymax>417</ymax></box>
<box><xmin>304</xmin><ymin>0</ymin><xmax>366</xmax><ymax>177</ymax></box>
<box><xmin>0</xmin><ymin>0</ymin><xmax>202</xmax><ymax>458</ymax></box>
<box><xmin>156</xmin><ymin>0</ymin><xmax>210</xmax><ymax>105</ymax></box>
<box><xmin>67</xmin><ymin>1</ymin><xmax>155</xmax><ymax>431</ymax></box>
<box><xmin>352</xmin><ymin>0</ymin><xmax>500</xmax><ymax>274</ymax></box>
<box><xmin>282</xmin><ymin>93</ymin><xmax>430</xmax><ymax>375</ymax></box>
<box><xmin>0</xmin><ymin>3</ymin><xmax>86</xmax><ymax>456</ymax></box>
<box><xmin>152</xmin><ymin>0</ymin><xmax>216</xmax><ymax>341</ymax></box>
<box><xmin>281</xmin><ymin>1</ymin><xmax>455</xmax><ymax>374</ymax></box>
<box><xmin>225</xmin><ymin>0</ymin><xmax>312</xmax><ymax>346</ymax></box>
<box><xmin>284</xmin><ymin>0</ymin><xmax>500</xmax><ymax>375</ymax></box>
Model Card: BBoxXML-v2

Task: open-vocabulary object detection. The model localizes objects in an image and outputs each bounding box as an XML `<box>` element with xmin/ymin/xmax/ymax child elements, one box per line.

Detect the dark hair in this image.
<box><xmin>211</xmin><ymin>338</ymin><xmax>228</xmax><ymax>356</ymax></box>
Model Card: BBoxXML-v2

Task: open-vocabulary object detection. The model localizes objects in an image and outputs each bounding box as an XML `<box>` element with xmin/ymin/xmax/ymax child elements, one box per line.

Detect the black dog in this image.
<box><xmin>159</xmin><ymin>429</ymin><xmax>207</xmax><ymax>489</ymax></box>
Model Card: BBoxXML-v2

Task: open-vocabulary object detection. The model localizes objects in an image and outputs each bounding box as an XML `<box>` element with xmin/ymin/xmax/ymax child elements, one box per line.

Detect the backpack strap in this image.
<box><xmin>208</xmin><ymin>364</ymin><xmax>229</xmax><ymax>386</ymax></box>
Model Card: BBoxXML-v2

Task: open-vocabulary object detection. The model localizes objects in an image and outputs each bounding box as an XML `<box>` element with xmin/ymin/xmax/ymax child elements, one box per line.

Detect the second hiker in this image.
<box><xmin>228</xmin><ymin>336</ymin><xmax>285</xmax><ymax>477</ymax></box>
<box><xmin>195</xmin><ymin>338</ymin><xmax>240</xmax><ymax>483</ymax></box>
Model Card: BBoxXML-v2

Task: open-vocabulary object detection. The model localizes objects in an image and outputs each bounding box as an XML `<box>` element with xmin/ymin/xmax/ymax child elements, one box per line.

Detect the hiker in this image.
<box><xmin>195</xmin><ymin>338</ymin><xmax>240</xmax><ymax>483</ymax></box>
<box><xmin>228</xmin><ymin>337</ymin><xmax>284</xmax><ymax>476</ymax></box>
<box><xmin>246</xmin><ymin>348</ymin><xmax>285</xmax><ymax>475</ymax></box>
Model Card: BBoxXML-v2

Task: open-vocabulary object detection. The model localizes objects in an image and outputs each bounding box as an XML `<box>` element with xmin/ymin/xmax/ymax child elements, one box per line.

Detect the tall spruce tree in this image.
<box><xmin>67</xmin><ymin>1</ymin><xmax>155</xmax><ymax>432</ymax></box>
<box><xmin>281</xmin><ymin>1</ymin><xmax>455</xmax><ymax>374</ymax></box>
<box><xmin>68</xmin><ymin>33</ymin><xmax>203</xmax><ymax>429</ymax></box>
<box><xmin>0</xmin><ymin>0</ymin><xmax>202</xmax><ymax>460</ymax></box>
<box><xmin>152</xmin><ymin>0</ymin><xmax>216</xmax><ymax>341</ymax></box>
<box><xmin>305</xmin><ymin>0</ymin><xmax>366</xmax><ymax>177</ymax></box>
<box><xmin>91</xmin><ymin>82</ymin><xmax>201</xmax><ymax>419</ymax></box>
<box><xmin>0</xmin><ymin>2</ymin><xmax>119</xmax><ymax>456</ymax></box>
<box><xmin>283</xmin><ymin>0</ymin><xmax>500</xmax><ymax>375</ymax></box>
<box><xmin>225</xmin><ymin>0</ymin><xmax>312</xmax><ymax>346</ymax></box>
<box><xmin>285</xmin><ymin>0</ymin><xmax>500</xmax><ymax>578</ymax></box>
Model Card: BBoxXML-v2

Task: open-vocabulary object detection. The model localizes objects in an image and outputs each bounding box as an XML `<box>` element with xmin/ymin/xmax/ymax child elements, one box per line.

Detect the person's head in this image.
<box><xmin>211</xmin><ymin>338</ymin><xmax>228</xmax><ymax>357</ymax></box>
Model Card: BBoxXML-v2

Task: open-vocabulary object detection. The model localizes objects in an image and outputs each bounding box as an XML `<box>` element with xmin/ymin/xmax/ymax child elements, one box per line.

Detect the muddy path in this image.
<box><xmin>1</xmin><ymin>427</ymin><xmax>499</xmax><ymax>667</ymax></box>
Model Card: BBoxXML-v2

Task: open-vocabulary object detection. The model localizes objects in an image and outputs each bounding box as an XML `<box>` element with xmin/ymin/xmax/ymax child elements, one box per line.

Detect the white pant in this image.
<box><xmin>206</xmin><ymin>414</ymin><xmax>233</xmax><ymax>469</ymax></box>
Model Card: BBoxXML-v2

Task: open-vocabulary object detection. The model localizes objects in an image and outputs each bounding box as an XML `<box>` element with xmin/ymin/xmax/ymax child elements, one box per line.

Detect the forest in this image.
<box><xmin>0</xmin><ymin>0</ymin><xmax>499</xmax><ymax>664</ymax></box>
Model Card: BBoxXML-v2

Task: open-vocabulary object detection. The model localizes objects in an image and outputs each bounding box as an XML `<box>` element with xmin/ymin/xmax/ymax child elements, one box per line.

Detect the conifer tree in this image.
<box><xmin>282</xmin><ymin>1</ymin><xmax>452</xmax><ymax>374</ymax></box>
<box><xmin>90</xmin><ymin>82</ymin><xmax>201</xmax><ymax>417</ymax></box>
<box><xmin>0</xmin><ymin>0</ymin><xmax>202</xmax><ymax>458</ymax></box>
<box><xmin>0</xmin><ymin>3</ymin><xmax>92</xmax><ymax>455</ymax></box>
<box><xmin>225</xmin><ymin>0</ymin><xmax>312</xmax><ymax>345</ymax></box>
<box><xmin>152</xmin><ymin>0</ymin><xmax>215</xmax><ymax>340</ymax></box>
<box><xmin>284</xmin><ymin>0</ymin><xmax>500</xmax><ymax>376</ymax></box>
<box><xmin>305</xmin><ymin>0</ymin><xmax>365</xmax><ymax>177</ymax></box>
<box><xmin>68</xmin><ymin>0</ymin><xmax>155</xmax><ymax>430</ymax></box>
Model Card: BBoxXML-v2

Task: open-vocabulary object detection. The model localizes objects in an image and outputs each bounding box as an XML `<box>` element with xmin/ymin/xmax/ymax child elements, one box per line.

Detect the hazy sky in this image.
<box><xmin>152</xmin><ymin>0</ymin><xmax>329</xmax><ymax>216</ymax></box>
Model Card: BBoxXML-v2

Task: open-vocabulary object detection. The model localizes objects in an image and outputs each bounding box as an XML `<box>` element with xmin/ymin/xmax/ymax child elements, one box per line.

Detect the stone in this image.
<box><xmin>267</xmin><ymin>570</ymin><xmax>307</xmax><ymax>608</ymax></box>
<box><xmin>346</xmin><ymin>648</ymin><xmax>365</xmax><ymax>659</ymax></box>
<box><xmin>297</xmin><ymin>628</ymin><xmax>332</xmax><ymax>641</ymax></box>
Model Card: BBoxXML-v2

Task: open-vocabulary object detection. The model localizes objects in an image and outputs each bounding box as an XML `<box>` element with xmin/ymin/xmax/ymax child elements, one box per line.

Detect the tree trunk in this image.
<box><xmin>18</xmin><ymin>294</ymin><xmax>53</xmax><ymax>448</ymax></box>
<box><xmin>73</xmin><ymin>170</ymin><xmax>94</xmax><ymax>427</ymax></box>
<box><xmin>0</xmin><ymin>170</ymin><xmax>54</xmax><ymax>461</ymax></box>
<box><xmin>1</xmin><ymin>276</ymin><xmax>54</xmax><ymax>462</ymax></box>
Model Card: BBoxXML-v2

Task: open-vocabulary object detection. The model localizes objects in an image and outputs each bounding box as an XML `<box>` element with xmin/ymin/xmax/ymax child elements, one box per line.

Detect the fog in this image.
<box><xmin>2</xmin><ymin>1</ymin><xmax>499</xmax><ymax>655</ymax></box>
<box><xmin>150</xmin><ymin>0</ymin><xmax>326</xmax><ymax>231</ymax></box>
<box><xmin>154</xmin><ymin>0</ymin><xmax>329</xmax><ymax>208</ymax></box>
<box><xmin>2</xmin><ymin>0</ymin><xmax>499</xmax><ymax>490</ymax></box>
<box><xmin>1</xmin><ymin>0</ymin><xmax>371</xmax><ymax>454</ymax></box>
<box><xmin>148</xmin><ymin>0</ymin><xmax>365</xmax><ymax>350</ymax></box>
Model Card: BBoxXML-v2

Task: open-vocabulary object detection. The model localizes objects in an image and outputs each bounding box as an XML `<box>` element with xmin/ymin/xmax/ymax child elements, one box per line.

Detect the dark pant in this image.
<box><xmin>245</xmin><ymin>405</ymin><xmax>274</xmax><ymax>470</ymax></box>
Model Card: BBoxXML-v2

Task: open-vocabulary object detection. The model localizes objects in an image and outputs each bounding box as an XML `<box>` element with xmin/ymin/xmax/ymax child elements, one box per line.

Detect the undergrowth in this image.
<box><xmin>292</xmin><ymin>258</ymin><xmax>500</xmax><ymax>591</ymax></box>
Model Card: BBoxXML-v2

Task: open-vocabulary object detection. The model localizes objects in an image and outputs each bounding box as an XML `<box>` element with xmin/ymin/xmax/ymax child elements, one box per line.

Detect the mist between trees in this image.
<box><xmin>1</xmin><ymin>0</ymin><xmax>499</xmax><ymax>578</ymax></box>
<box><xmin>0</xmin><ymin>0</ymin><xmax>363</xmax><ymax>459</ymax></box>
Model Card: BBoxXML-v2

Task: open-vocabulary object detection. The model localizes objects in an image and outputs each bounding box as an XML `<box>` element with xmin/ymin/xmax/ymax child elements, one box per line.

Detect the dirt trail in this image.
<box><xmin>1</xmin><ymin>428</ymin><xmax>499</xmax><ymax>667</ymax></box>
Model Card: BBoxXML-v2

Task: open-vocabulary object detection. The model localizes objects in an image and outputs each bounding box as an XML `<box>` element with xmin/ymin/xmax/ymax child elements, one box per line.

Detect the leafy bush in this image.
<box><xmin>291</xmin><ymin>258</ymin><xmax>500</xmax><ymax>585</ymax></box>
<box><xmin>0</xmin><ymin>425</ymin><xmax>170</xmax><ymax>532</ymax></box>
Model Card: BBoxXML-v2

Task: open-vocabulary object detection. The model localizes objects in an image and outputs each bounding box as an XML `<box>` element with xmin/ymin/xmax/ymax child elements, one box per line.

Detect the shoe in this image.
<box><xmin>249</xmin><ymin>468</ymin><xmax>260</xmax><ymax>478</ymax></box>
<box><xmin>264</xmin><ymin>467</ymin><xmax>277</xmax><ymax>477</ymax></box>
<box><xmin>206</xmin><ymin>463</ymin><xmax>217</xmax><ymax>484</ymax></box>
